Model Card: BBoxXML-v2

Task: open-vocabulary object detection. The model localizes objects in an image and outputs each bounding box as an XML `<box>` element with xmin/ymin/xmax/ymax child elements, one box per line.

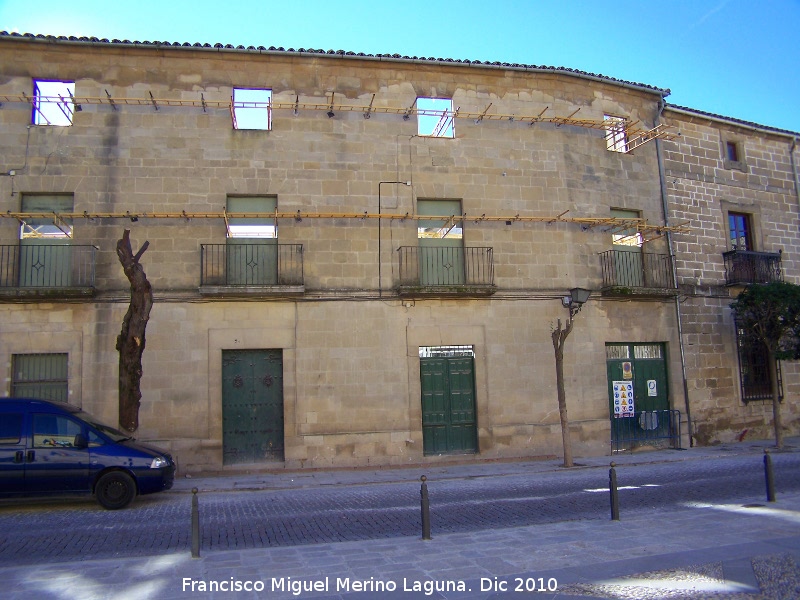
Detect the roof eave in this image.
<box><xmin>0</xmin><ymin>31</ymin><xmax>670</xmax><ymax>98</ymax></box>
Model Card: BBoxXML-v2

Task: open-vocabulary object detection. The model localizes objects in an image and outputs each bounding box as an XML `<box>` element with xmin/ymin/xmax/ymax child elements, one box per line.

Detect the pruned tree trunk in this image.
<box><xmin>115</xmin><ymin>229</ymin><xmax>152</xmax><ymax>433</ymax></box>
<box><xmin>552</xmin><ymin>317</ymin><xmax>575</xmax><ymax>467</ymax></box>
<box><xmin>767</xmin><ymin>347</ymin><xmax>784</xmax><ymax>449</ymax></box>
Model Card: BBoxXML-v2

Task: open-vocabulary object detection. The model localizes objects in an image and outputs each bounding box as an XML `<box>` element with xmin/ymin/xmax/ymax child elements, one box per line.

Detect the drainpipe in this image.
<box><xmin>655</xmin><ymin>98</ymin><xmax>694</xmax><ymax>446</ymax></box>
<box><xmin>791</xmin><ymin>138</ymin><xmax>800</xmax><ymax>224</ymax></box>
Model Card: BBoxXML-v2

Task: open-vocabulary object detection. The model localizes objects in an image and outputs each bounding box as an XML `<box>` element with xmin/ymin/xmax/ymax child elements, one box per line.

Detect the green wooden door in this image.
<box><xmin>419</xmin><ymin>238</ymin><xmax>465</xmax><ymax>286</ymax></box>
<box><xmin>606</xmin><ymin>343</ymin><xmax>670</xmax><ymax>447</ymax></box>
<box><xmin>420</xmin><ymin>356</ymin><xmax>477</xmax><ymax>455</ymax></box>
<box><xmin>19</xmin><ymin>239</ymin><xmax>73</xmax><ymax>287</ymax></box>
<box><xmin>222</xmin><ymin>349</ymin><xmax>284</xmax><ymax>464</ymax></box>
<box><xmin>226</xmin><ymin>240</ymin><xmax>278</xmax><ymax>285</ymax></box>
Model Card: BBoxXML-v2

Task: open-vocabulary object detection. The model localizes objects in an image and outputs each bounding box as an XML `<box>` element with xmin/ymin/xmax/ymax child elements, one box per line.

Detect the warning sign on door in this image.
<box><xmin>613</xmin><ymin>381</ymin><xmax>635</xmax><ymax>418</ymax></box>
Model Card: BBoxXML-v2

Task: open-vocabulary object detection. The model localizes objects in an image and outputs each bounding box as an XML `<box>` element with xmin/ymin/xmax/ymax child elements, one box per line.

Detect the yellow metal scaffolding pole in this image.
<box><xmin>1</xmin><ymin>211</ymin><xmax>690</xmax><ymax>242</ymax></box>
<box><xmin>0</xmin><ymin>94</ymin><xmax>681</xmax><ymax>148</ymax></box>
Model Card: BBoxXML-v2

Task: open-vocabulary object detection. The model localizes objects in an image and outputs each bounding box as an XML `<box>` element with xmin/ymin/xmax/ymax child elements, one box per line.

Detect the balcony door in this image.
<box><xmin>418</xmin><ymin>199</ymin><xmax>464</xmax><ymax>286</ymax></box>
<box><xmin>19</xmin><ymin>195</ymin><xmax>73</xmax><ymax>287</ymax></box>
<box><xmin>611</xmin><ymin>208</ymin><xmax>643</xmax><ymax>288</ymax></box>
<box><xmin>728</xmin><ymin>212</ymin><xmax>753</xmax><ymax>251</ymax></box>
<box><xmin>226</xmin><ymin>196</ymin><xmax>277</xmax><ymax>285</ymax></box>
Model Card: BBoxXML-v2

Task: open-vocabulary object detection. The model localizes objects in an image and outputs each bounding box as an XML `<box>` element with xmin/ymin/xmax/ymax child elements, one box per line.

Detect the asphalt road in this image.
<box><xmin>1</xmin><ymin>452</ymin><xmax>798</xmax><ymax>566</ymax></box>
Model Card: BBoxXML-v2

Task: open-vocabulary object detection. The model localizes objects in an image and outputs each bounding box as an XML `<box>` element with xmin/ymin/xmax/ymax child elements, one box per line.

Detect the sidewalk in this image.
<box><xmin>170</xmin><ymin>436</ymin><xmax>797</xmax><ymax>494</ymax></box>
<box><xmin>5</xmin><ymin>439</ymin><xmax>800</xmax><ymax>599</ymax></box>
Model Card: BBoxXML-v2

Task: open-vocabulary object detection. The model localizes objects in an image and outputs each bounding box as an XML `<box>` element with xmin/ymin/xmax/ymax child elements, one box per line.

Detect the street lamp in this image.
<box><xmin>561</xmin><ymin>287</ymin><xmax>591</xmax><ymax>318</ymax></box>
<box><xmin>377</xmin><ymin>181</ymin><xmax>412</xmax><ymax>296</ymax></box>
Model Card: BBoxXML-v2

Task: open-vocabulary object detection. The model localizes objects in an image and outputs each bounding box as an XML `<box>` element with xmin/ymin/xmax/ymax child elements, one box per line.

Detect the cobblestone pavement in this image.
<box><xmin>1</xmin><ymin>440</ymin><xmax>799</xmax><ymax>598</ymax></box>
<box><xmin>1</xmin><ymin>447</ymin><xmax>799</xmax><ymax>566</ymax></box>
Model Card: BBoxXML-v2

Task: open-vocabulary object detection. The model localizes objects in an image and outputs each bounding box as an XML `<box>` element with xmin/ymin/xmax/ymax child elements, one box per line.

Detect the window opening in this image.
<box><xmin>417</xmin><ymin>199</ymin><xmax>463</xmax><ymax>239</ymax></box>
<box><xmin>726</xmin><ymin>141</ymin><xmax>740</xmax><ymax>162</ymax></box>
<box><xmin>605</xmin><ymin>345</ymin><xmax>630</xmax><ymax>360</ymax></box>
<box><xmin>604</xmin><ymin>114</ymin><xmax>628</xmax><ymax>153</ymax></box>
<box><xmin>11</xmin><ymin>353</ymin><xmax>69</xmax><ymax>402</ymax></box>
<box><xmin>735</xmin><ymin>321</ymin><xmax>781</xmax><ymax>403</ymax></box>
<box><xmin>419</xmin><ymin>345</ymin><xmax>474</xmax><ymax>358</ymax></box>
<box><xmin>0</xmin><ymin>414</ymin><xmax>23</xmax><ymax>445</ymax></box>
<box><xmin>728</xmin><ymin>212</ymin><xmax>752</xmax><ymax>251</ymax></box>
<box><xmin>32</xmin><ymin>413</ymin><xmax>83</xmax><ymax>448</ymax></box>
<box><xmin>231</xmin><ymin>88</ymin><xmax>272</xmax><ymax>130</ymax></box>
<box><xmin>417</xmin><ymin>97</ymin><xmax>455</xmax><ymax>138</ymax></box>
<box><xmin>226</xmin><ymin>196</ymin><xmax>277</xmax><ymax>238</ymax></box>
<box><xmin>610</xmin><ymin>208</ymin><xmax>642</xmax><ymax>247</ymax></box>
<box><xmin>32</xmin><ymin>80</ymin><xmax>76</xmax><ymax>126</ymax></box>
<box><xmin>20</xmin><ymin>195</ymin><xmax>74</xmax><ymax>239</ymax></box>
<box><xmin>634</xmin><ymin>345</ymin><xmax>662</xmax><ymax>359</ymax></box>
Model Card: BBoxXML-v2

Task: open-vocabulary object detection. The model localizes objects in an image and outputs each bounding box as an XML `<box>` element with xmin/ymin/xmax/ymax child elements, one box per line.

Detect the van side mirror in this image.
<box><xmin>73</xmin><ymin>433</ymin><xmax>89</xmax><ymax>449</ymax></box>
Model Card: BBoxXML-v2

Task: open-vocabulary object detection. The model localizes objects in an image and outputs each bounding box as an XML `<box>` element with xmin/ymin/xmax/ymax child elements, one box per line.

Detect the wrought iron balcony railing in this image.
<box><xmin>397</xmin><ymin>246</ymin><xmax>495</xmax><ymax>295</ymax></box>
<box><xmin>200</xmin><ymin>243</ymin><xmax>304</xmax><ymax>290</ymax></box>
<box><xmin>0</xmin><ymin>244</ymin><xmax>97</xmax><ymax>294</ymax></box>
<box><xmin>600</xmin><ymin>250</ymin><xmax>676</xmax><ymax>294</ymax></box>
<box><xmin>723</xmin><ymin>249</ymin><xmax>782</xmax><ymax>286</ymax></box>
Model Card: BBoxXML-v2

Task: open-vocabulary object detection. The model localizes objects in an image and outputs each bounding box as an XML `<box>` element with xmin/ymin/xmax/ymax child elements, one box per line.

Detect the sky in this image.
<box><xmin>0</xmin><ymin>0</ymin><xmax>798</xmax><ymax>133</ymax></box>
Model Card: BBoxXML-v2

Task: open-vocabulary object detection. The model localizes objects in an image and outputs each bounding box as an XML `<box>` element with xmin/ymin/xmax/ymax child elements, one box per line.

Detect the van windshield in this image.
<box><xmin>73</xmin><ymin>410</ymin><xmax>132</xmax><ymax>442</ymax></box>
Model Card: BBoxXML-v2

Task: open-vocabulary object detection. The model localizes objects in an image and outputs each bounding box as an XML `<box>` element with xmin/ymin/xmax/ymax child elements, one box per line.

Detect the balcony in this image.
<box><xmin>199</xmin><ymin>243</ymin><xmax>304</xmax><ymax>296</ymax></box>
<box><xmin>600</xmin><ymin>250</ymin><xmax>677</xmax><ymax>298</ymax></box>
<box><xmin>723</xmin><ymin>249</ymin><xmax>782</xmax><ymax>286</ymax></box>
<box><xmin>0</xmin><ymin>244</ymin><xmax>97</xmax><ymax>299</ymax></box>
<box><xmin>397</xmin><ymin>246</ymin><xmax>495</xmax><ymax>297</ymax></box>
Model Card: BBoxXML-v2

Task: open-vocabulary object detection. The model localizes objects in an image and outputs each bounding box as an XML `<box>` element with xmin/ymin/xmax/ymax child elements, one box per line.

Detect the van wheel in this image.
<box><xmin>96</xmin><ymin>471</ymin><xmax>136</xmax><ymax>510</ymax></box>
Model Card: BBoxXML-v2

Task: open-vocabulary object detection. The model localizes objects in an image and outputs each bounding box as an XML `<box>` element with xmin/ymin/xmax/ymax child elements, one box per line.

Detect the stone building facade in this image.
<box><xmin>660</xmin><ymin>106</ymin><xmax>800</xmax><ymax>444</ymax></box>
<box><xmin>0</xmin><ymin>33</ymin><xmax>796</xmax><ymax>472</ymax></box>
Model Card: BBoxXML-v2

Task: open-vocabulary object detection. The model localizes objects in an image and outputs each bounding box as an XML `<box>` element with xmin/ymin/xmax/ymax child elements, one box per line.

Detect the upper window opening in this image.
<box><xmin>604</xmin><ymin>114</ymin><xmax>628</xmax><ymax>153</ymax></box>
<box><xmin>231</xmin><ymin>88</ymin><xmax>272</xmax><ymax>130</ymax></box>
<box><xmin>20</xmin><ymin>194</ymin><xmax>74</xmax><ymax>239</ymax></box>
<box><xmin>226</xmin><ymin>196</ymin><xmax>277</xmax><ymax>238</ymax></box>
<box><xmin>417</xmin><ymin>98</ymin><xmax>455</xmax><ymax>138</ymax></box>
<box><xmin>32</xmin><ymin>80</ymin><xmax>76</xmax><ymax>126</ymax></box>
<box><xmin>726</xmin><ymin>141</ymin><xmax>740</xmax><ymax>162</ymax></box>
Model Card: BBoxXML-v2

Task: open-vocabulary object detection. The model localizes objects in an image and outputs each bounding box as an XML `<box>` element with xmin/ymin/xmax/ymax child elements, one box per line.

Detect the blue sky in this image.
<box><xmin>1</xmin><ymin>0</ymin><xmax>798</xmax><ymax>133</ymax></box>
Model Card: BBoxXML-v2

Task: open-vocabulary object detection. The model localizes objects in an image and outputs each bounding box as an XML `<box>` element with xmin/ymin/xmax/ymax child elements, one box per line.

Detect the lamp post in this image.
<box><xmin>377</xmin><ymin>181</ymin><xmax>411</xmax><ymax>296</ymax></box>
<box><xmin>552</xmin><ymin>287</ymin><xmax>591</xmax><ymax>467</ymax></box>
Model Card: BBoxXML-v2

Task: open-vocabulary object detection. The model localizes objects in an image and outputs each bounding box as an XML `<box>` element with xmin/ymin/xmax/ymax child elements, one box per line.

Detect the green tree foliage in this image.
<box><xmin>731</xmin><ymin>281</ymin><xmax>800</xmax><ymax>447</ymax></box>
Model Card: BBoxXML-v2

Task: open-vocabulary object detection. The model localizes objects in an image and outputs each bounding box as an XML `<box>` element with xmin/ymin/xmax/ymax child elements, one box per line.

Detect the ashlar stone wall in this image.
<box><xmin>0</xmin><ymin>37</ymin><xmax>686</xmax><ymax>470</ymax></box>
<box><xmin>661</xmin><ymin>108</ymin><xmax>800</xmax><ymax>444</ymax></box>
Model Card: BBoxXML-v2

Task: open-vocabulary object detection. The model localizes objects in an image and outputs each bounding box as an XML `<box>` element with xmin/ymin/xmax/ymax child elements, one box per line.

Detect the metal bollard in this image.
<box><xmin>764</xmin><ymin>449</ymin><xmax>776</xmax><ymax>503</ymax></box>
<box><xmin>420</xmin><ymin>475</ymin><xmax>431</xmax><ymax>540</ymax></box>
<box><xmin>191</xmin><ymin>487</ymin><xmax>200</xmax><ymax>558</ymax></box>
<box><xmin>609</xmin><ymin>462</ymin><xmax>620</xmax><ymax>521</ymax></box>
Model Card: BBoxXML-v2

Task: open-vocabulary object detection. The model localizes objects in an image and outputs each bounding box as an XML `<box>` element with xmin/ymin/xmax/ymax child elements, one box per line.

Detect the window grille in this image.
<box><xmin>605</xmin><ymin>345</ymin><xmax>630</xmax><ymax>360</ymax></box>
<box><xmin>11</xmin><ymin>353</ymin><xmax>69</xmax><ymax>402</ymax></box>
<box><xmin>634</xmin><ymin>345</ymin><xmax>662</xmax><ymax>359</ymax></box>
<box><xmin>419</xmin><ymin>345</ymin><xmax>474</xmax><ymax>358</ymax></box>
<box><xmin>735</xmin><ymin>323</ymin><xmax>781</xmax><ymax>403</ymax></box>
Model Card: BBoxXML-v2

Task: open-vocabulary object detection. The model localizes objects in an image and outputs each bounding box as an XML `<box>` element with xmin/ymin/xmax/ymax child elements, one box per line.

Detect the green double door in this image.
<box><xmin>222</xmin><ymin>349</ymin><xmax>284</xmax><ymax>465</ymax></box>
<box><xmin>420</xmin><ymin>356</ymin><xmax>478</xmax><ymax>455</ymax></box>
<box><xmin>606</xmin><ymin>343</ymin><xmax>670</xmax><ymax>445</ymax></box>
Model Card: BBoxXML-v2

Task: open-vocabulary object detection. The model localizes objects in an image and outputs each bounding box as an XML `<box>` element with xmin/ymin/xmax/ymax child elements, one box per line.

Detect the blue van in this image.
<box><xmin>0</xmin><ymin>398</ymin><xmax>175</xmax><ymax>509</ymax></box>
